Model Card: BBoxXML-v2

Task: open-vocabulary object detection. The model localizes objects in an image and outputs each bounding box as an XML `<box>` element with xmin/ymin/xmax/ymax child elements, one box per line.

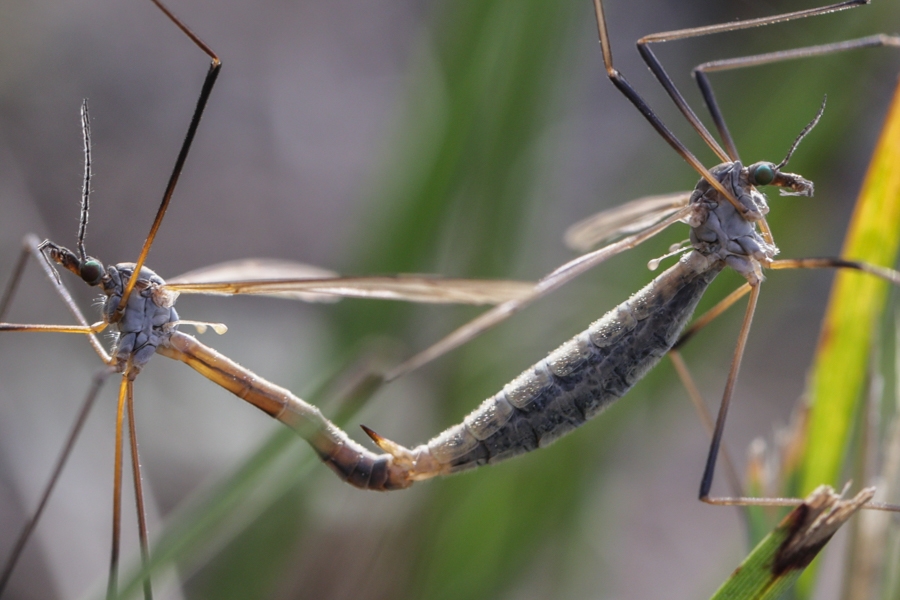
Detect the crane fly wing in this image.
<box><xmin>387</xmin><ymin>205</ymin><xmax>694</xmax><ymax>380</ymax></box>
<box><xmin>564</xmin><ymin>191</ymin><xmax>691</xmax><ymax>252</ymax></box>
<box><xmin>546</xmin><ymin>205</ymin><xmax>696</xmax><ymax>287</ymax></box>
<box><xmin>167</xmin><ymin>259</ymin><xmax>342</xmax><ymax>302</ymax></box>
<box><xmin>167</xmin><ymin>277</ymin><xmax>537</xmax><ymax>305</ymax></box>
<box><xmin>165</xmin><ymin>258</ymin><xmax>535</xmax><ymax>305</ymax></box>
<box><xmin>169</xmin><ymin>258</ymin><xmax>339</xmax><ymax>283</ymax></box>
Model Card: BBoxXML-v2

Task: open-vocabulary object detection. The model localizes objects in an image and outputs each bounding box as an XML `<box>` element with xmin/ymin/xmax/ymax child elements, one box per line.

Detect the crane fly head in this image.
<box><xmin>744</xmin><ymin>96</ymin><xmax>824</xmax><ymax>198</ymax></box>
<box><xmin>746</xmin><ymin>161</ymin><xmax>814</xmax><ymax>197</ymax></box>
<box><xmin>38</xmin><ymin>240</ymin><xmax>107</xmax><ymax>287</ymax></box>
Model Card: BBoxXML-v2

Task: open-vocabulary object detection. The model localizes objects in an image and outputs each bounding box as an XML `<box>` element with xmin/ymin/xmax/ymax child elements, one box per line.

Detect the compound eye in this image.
<box><xmin>750</xmin><ymin>163</ymin><xmax>776</xmax><ymax>186</ymax></box>
<box><xmin>80</xmin><ymin>259</ymin><xmax>104</xmax><ymax>286</ymax></box>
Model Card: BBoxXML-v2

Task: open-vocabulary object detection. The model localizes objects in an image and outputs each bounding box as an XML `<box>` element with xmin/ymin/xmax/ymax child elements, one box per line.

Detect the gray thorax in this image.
<box><xmin>100</xmin><ymin>264</ymin><xmax>179</xmax><ymax>369</ymax></box>
<box><xmin>687</xmin><ymin>161</ymin><xmax>777</xmax><ymax>285</ymax></box>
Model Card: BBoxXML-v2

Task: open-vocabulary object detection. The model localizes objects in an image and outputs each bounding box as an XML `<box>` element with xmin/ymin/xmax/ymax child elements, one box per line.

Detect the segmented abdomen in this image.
<box><xmin>416</xmin><ymin>251</ymin><xmax>723</xmax><ymax>475</ymax></box>
<box><xmin>160</xmin><ymin>250</ymin><xmax>724</xmax><ymax>490</ymax></box>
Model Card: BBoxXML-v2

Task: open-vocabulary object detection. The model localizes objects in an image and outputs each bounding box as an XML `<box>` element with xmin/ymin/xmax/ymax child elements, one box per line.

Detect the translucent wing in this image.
<box><xmin>165</xmin><ymin>258</ymin><xmax>535</xmax><ymax>305</ymax></box>
<box><xmin>564</xmin><ymin>192</ymin><xmax>691</xmax><ymax>252</ymax></box>
<box><xmin>387</xmin><ymin>205</ymin><xmax>694</xmax><ymax>380</ymax></box>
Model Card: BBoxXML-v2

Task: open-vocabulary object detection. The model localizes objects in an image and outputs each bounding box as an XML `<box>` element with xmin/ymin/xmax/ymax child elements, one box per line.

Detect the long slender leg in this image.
<box><xmin>631</xmin><ymin>0</ymin><xmax>870</xmax><ymax>161</ymax></box>
<box><xmin>0</xmin><ymin>235</ymin><xmax>110</xmax><ymax>362</ymax></box>
<box><xmin>668</xmin><ymin>350</ymin><xmax>744</xmax><ymax>499</ymax></box>
<box><xmin>674</xmin><ymin>283</ymin><xmax>753</xmax><ymax>351</ymax></box>
<box><xmin>770</xmin><ymin>258</ymin><xmax>900</xmax><ymax>284</ymax></box>
<box><xmin>387</xmin><ymin>232</ymin><xmax>900</xmax><ymax>384</ymax></box>
<box><xmin>593</xmin><ymin>0</ymin><xmax>897</xmax><ymax>245</ymax></box>
<box><xmin>675</xmin><ymin>257</ymin><xmax>900</xmax><ymax>355</ymax></box>
<box><xmin>666</xmin><ymin>275</ymin><xmax>863</xmax><ymax>505</ymax></box>
<box><xmin>696</xmin><ymin>284</ymin><xmax>802</xmax><ymax>507</ymax></box>
<box><xmin>590</xmin><ymin>0</ymin><xmax>761</xmax><ymax>224</ymax></box>
<box><xmin>125</xmin><ymin>377</ymin><xmax>153</xmax><ymax>600</ymax></box>
<box><xmin>108</xmin><ymin>376</ymin><xmax>129</xmax><ymax>600</ymax></box>
<box><xmin>682</xmin><ymin>259</ymin><xmax>900</xmax><ymax>510</ymax></box>
<box><xmin>0</xmin><ymin>367</ymin><xmax>115</xmax><ymax>596</ymax></box>
<box><xmin>114</xmin><ymin>0</ymin><xmax>221</xmax><ymax>321</ymax></box>
<box><xmin>1</xmin><ymin>2</ymin><xmax>219</xmax><ymax>594</ymax></box>
<box><xmin>0</xmin><ymin>244</ymin><xmax>30</xmax><ymax>322</ymax></box>
<box><xmin>0</xmin><ymin>237</ymin><xmax>114</xmax><ymax>597</ymax></box>
<box><xmin>665</xmin><ymin>282</ymin><xmax>753</xmax><ymax>501</ymax></box>
<box><xmin>385</xmin><ymin>205</ymin><xmax>692</xmax><ymax>380</ymax></box>
<box><xmin>697</xmin><ymin>284</ymin><xmax>812</xmax><ymax>508</ymax></box>
<box><xmin>695</xmin><ymin>261</ymin><xmax>896</xmax><ymax>504</ymax></box>
<box><xmin>693</xmin><ymin>35</ymin><xmax>900</xmax><ymax>160</ymax></box>
<box><xmin>670</xmin><ymin>286</ymin><xmax>753</xmax><ymax>505</ymax></box>
<box><xmin>696</xmin><ymin>280</ymin><xmax>900</xmax><ymax>512</ymax></box>
<box><xmin>695</xmin><ymin>283</ymin><xmax>857</xmax><ymax>507</ymax></box>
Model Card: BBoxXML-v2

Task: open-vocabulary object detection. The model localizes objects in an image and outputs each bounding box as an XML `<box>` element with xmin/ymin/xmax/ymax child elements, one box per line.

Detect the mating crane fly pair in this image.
<box><xmin>1</xmin><ymin>0</ymin><xmax>899</xmax><ymax>597</ymax></box>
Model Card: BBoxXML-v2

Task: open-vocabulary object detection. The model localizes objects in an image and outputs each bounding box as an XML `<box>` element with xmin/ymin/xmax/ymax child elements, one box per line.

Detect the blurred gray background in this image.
<box><xmin>0</xmin><ymin>0</ymin><xmax>898</xmax><ymax>598</ymax></box>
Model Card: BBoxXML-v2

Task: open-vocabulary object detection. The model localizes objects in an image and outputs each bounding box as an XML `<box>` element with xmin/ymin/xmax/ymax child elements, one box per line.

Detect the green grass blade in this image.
<box><xmin>782</xmin><ymin>79</ymin><xmax>900</xmax><ymax>599</ymax></box>
<box><xmin>709</xmin><ymin>487</ymin><xmax>874</xmax><ymax>600</ymax></box>
<box><xmin>800</xmin><ymin>82</ymin><xmax>900</xmax><ymax>497</ymax></box>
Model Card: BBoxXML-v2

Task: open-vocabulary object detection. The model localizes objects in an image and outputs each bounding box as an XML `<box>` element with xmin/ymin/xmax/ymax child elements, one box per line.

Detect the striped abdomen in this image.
<box><xmin>160</xmin><ymin>250</ymin><xmax>723</xmax><ymax>490</ymax></box>
<box><xmin>410</xmin><ymin>250</ymin><xmax>723</xmax><ymax>476</ymax></box>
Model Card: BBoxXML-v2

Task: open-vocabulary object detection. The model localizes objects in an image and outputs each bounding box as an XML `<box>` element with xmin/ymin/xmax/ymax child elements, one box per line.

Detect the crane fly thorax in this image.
<box><xmin>39</xmin><ymin>240</ymin><xmax>180</xmax><ymax>370</ymax></box>
<box><xmin>688</xmin><ymin>161</ymin><xmax>783</xmax><ymax>285</ymax></box>
<box><xmin>101</xmin><ymin>263</ymin><xmax>179</xmax><ymax>370</ymax></box>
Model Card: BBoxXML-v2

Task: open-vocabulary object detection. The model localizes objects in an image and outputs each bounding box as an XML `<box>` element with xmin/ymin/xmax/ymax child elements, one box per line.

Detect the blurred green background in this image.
<box><xmin>0</xmin><ymin>0</ymin><xmax>898</xmax><ymax>598</ymax></box>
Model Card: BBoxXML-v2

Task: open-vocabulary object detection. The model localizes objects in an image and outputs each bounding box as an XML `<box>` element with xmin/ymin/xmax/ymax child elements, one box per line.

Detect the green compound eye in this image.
<box><xmin>80</xmin><ymin>259</ymin><xmax>104</xmax><ymax>286</ymax></box>
<box><xmin>750</xmin><ymin>163</ymin><xmax>775</xmax><ymax>186</ymax></box>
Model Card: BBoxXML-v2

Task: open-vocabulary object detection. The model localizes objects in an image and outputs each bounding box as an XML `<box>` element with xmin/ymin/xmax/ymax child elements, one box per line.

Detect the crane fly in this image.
<box><xmin>330</xmin><ymin>0</ymin><xmax>900</xmax><ymax>510</ymax></box>
<box><xmin>0</xmin><ymin>2</ymin><xmax>897</xmax><ymax>596</ymax></box>
<box><xmin>0</xmin><ymin>1</ymin><xmax>535</xmax><ymax>598</ymax></box>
